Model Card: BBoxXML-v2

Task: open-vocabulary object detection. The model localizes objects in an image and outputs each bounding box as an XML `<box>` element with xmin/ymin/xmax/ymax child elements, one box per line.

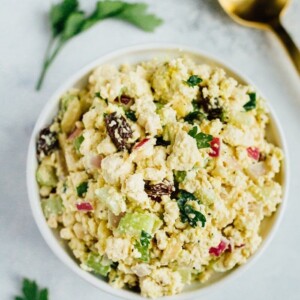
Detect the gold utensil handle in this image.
<box><xmin>271</xmin><ymin>19</ymin><xmax>300</xmax><ymax>76</ymax></box>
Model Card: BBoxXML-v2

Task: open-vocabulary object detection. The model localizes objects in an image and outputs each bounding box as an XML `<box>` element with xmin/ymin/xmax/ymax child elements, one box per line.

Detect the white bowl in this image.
<box><xmin>27</xmin><ymin>44</ymin><xmax>289</xmax><ymax>300</ymax></box>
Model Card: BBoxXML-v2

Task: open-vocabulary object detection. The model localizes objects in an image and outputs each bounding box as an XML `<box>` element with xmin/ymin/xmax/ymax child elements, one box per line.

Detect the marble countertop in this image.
<box><xmin>1</xmin><ymin>0</ymin><xmax>300</xmax><ymax>299</ymax></box>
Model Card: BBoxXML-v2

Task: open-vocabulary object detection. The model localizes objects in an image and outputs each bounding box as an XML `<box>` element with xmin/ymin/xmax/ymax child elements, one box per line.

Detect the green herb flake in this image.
<box><xmin>192</xmin><ymin>99</ymin><xmax>200</xmax><ymax>110</ymax></box>
<box><xmin>184</xmin><ymin>110</ymin><xmax>205</xmax><ymax>124</ymax></box>
<box><xmin>95</xmin><ymin>92</ymin><xmax>108</xmax><ymax>104</ymax></box>
<box><xmin>134</xmin><ymin>230</ymin><xmax>152</xmax><ymax>262</ymax></box>
<box><xmin>15</xmin><ymin>278</ymin><xmax>48</xmax><ymax>300</ymax></box>
<box><xmin>63</xmin><ymin>182</ymin><xmax>68</xmax><ymax>193</ymax></box>
<box><xmin>243</xmin><ymin>92</ymin><xmax>256</xmax><ymax>111</ymax></box>
<box><xmin>94</xmin><ymin>92</ymin><xmax>102</xmax><ymax>98</ymax></box>
<box><xmin>174</xmin><ymin>171</ymin><xmax>187</xmax><ymax>183</ymax></box>
<box><xmin>155</xmin><ymin>102</ymin><xmax>164</xmax><ymax>111</ymax></box>
<box><xmin>125</xmin><ymin>110</ymin><xmax>137</xmax><ymax>122</ymax></box>
<box><xmin>176</xmin><ymin>190</ymin><xmax>206</xmax><ymax>228</ymax></box>
<box><xmin>74</xmin><ymin>135</ymin><xmax>84</xmax><ymax>152</ymax></box>
<box><xmin>185</xmin><ymin>75</ymin><xmax>202</xmax><ymax>87</ymax></box>
<box><xmin>76</xmin><ymin>181</ymin><xmax>88</xmax><ymax>197</ymax></box>
<box><xmin>188</xmin><ymin>126</ymin><xmax>213</xmax><ymax>149</ymax></box>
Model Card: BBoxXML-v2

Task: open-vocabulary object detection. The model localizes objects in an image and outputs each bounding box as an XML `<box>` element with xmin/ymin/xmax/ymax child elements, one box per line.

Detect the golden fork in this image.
<box><xmin>218</xmin><ymin>0</ymin><xmax>300</xmax><ymax>75</ymax></box>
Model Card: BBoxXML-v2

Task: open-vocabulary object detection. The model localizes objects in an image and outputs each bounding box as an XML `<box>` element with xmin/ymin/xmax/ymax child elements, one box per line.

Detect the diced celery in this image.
<box><xmin>198</xmin><ymin>188</ymin><xmax>216</xmax><ymax>205</ymax></box>
<box><xmin>41</xmin><ymin>195</ymin><xmax>64</xmax><ymax>218</ymax></box>
<box><xmin>86</xmin><ymin>253</ymin><xmax>111</xmax><ymax>277</ymax></box>
<box><xmin>61</xmin><ymin>95</ymin><xmax>82</xmax><ymax>133</ymax></box>
<box><xmin>178</xmin><ymin>268</ymin><xmax>192</xmax><ymax>284</ymax></box>
<box><xmin>95</xmin><ymin>186</ymin><xmax>126</xmax><ymax>215</ymax></box>
<box><xmin>117</xmin><ymin>212</ymin><xmax>162</xmax><ymax>236</ymax></box>
<box><xmin>134</xmin><ymin>240</ymin><xmax>150</xmax><ymax>262</ymax></box>
<box><xmin>36</xmin><ymin>163</ymin><xmax>57</xmax><ymax>187</ymax></box>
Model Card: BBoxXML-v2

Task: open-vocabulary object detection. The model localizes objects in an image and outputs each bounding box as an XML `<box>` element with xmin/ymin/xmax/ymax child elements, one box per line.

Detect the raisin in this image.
<box><xmin>145</xmin><ymin>180</ymin><xmax>174</xmax><ymax>202</ymax></box>
<box><xmin>36</xmin><ymin>126</ymin><xmax>58</xmax><ymax>159</ymax></box>
<box><xmin>115</xmin><ymin>95</ymin><xmax>133</xmax><ymax>105</ymax></box>
<box><xmin>155</xmin><ymin>136</ymin><xmax>171</xmax><ymax>147</ymax></box>
<box><xmin>198</xmin><ymin>87</ymin><xmax>224</xmax><ymax>121</ymax></box>
<box><xmin>105</xmin><ymin>112</ymin><xmax>133</xmax><ymax>151</ymax></box>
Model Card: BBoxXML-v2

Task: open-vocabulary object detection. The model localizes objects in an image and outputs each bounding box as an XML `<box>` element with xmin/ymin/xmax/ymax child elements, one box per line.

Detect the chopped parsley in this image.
<box><xmin>95</xmin><ymin>92</ymin><xmax>108</xmax><ymax>103</ymax></box>
<box><xmin>188</xmin><ymin>126</ymin><xmax>213</xmax><ymax>149</ymax></box>
<box><xmin>184</xmin><ymin>100</ymin><xmax>206</xmax><ymax>124</ymax></box>
<box><xmin>15</xmin><ymin>278</ymin><xmax>48</xmax><ymax>300</ymax></box>
<box><xmin>243</xmin><ymin>92</ymin><xmax>256</xmax><ymax>111</ymax></box>
<box><xmin>76</xmin><ymin>181</ymin><xmax>88</xmax><ymax>197</ymax></box>
<box><xmin>125</xmin><ymin>110</ymin><xmax>137</xmax><ymax>122</ymax></box>
<box><xmin>184</xmin><ymin>110</ymin><xmax>205</xmax><ymax>124</ymax></box>
<box><xmin>74</xmin><ymin>135</ymin><xmax>84</xmax><ymax>152</ymax></box>
<box><xmin>134</xmin><ymin>230</ymin><xmax>152</xmax><ymax>262</ymax></box>
<box><xmin>185</xmin><ymin>75</ymin><xmax>202</xmax><ymax>87</ymax></box>
<box><xmin>176</xmin><ymin>190</ymin><xmax>206</xmax><ymax>228</ymax></box>
<box><xmin>155</xmin><ymin>102</ymin><xmax>164</xmax><ymax>111</ymax></box>
<box><xmin>174</xmin><ymin>171</ymin><xmax>187</xmax><ymax>183</ymax></box>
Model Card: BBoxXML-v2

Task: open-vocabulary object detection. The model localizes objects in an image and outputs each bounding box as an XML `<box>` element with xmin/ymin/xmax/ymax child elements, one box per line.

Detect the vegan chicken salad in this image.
<box><xmin>35</xmin><ymin>56</ymin><xmax>283</xmax><ymax>298</ymax></box>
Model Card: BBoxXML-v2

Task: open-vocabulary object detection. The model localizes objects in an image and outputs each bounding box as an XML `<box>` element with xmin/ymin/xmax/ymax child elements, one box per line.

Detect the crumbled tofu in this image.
<box><xmin>167</xmin><ymin>130</ymin><xmax>201</xmax><ymax>171</ymax></box>
<box><xmin>105</xmin><ymin>237</ymin><xmax>130</xmax><ymax>261</ymax></box>
<box><xmin>123</xmin><ymin>173</ymin><xmax>149</xmax><ymax>207</ymax></box>
<box><xmin>95</xmin><ymin>185</ymin><xmax>126</xmax><ymax>215</ymax></box>
<box><xmin>101</xmin><ymin>153</ymin><xmax>133</xmax><ymax>185</ymax></box>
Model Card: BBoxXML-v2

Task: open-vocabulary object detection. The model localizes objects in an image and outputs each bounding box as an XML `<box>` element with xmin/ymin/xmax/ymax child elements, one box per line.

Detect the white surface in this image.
<box><xmin>1</xmin><ymin>0</ymin><xmax>300</xmax><ymax>299</ymax></box>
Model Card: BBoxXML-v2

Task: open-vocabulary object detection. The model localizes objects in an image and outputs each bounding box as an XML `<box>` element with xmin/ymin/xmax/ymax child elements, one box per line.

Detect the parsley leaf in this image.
<box><xmin>188</xmin><ymin>126</ymin><xmax>213</xmax><ymax>149</ymax></box>
<box><xmin>117</xmin><ymin>3</ymin><xmax>163</xmax><ymax>32</ymax></box>
<box><xmin>243</xmin><ymin>92</ymin><xmax>256</xmax><ymax>111</ymax></box>
<box><xmin>50</xmin><ymin>0</ymin><xmax>79</xmax><ymax>37</ymax></box>
<box><xmin>184</xmin><ymin>100</ymin><xmax>206</xmax><ymax>124</ymax></box>
<box><xmin>183</xmin><ymin>204</ymin><xmax>206</xmax><ymax>227</ymax></box>
<box><xmin>15</xmin><ymin>278</ymin><xmax>49</xmax><ymax>300</ymax></box>
<box><xmin>174</xmin><ymin>171</ymin><xmax>187</xmax><ymax>183</ymax></box>
<box><xmin>140</xmin><ymin>230</ymin><xmax>152</xmax><ymax>247</ymax></box>
<box><xmin>176</xmin><ymin>190</ymin><xmax>206</xmax><ymax>228</ymax></box>
<box><xmin>36</xmin><ymin>0</ymin><xmax>163</xmax><ymax>90</ymax></box>
<box><xmin>96</xmin><ymin>0</ymin><xmax>128</xmax><ymax>19</ymax></box>
<box><xmin>61</xmin><ymin>11</ymin><xmax>85</xmax><ymax>41</ymax></box>
<box><xmin>135</xmin><ymin>230</ymin><xmax>152</xmax><ymax>262</ymax></box>
<box><xmin>185</xmin><ymin>75</ymin><xmax>202</xmax><ymax>87</ymax></box>
<box><xmin>125</xmin><ymin>110</ymin><xmax>137</xmax><ymax>122</ymax></box>
<box><xmin>74</xmin><ymin>135</ymin><xmax>84</xmax><ymax>152</ymax></box>
<box><xmin>184</xmin><ymin>110</ymin><xmax>205</xmax><ymax>124</ymax></box>
<box><xmin>76</xmin><ymin>181</ymin><xmax>88</xmax><ymax>197</ymax></box>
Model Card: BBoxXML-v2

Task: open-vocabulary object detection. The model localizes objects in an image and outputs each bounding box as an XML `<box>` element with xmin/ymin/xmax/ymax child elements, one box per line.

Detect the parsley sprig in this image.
<box><xmin>15</xmin><ymin>278</ymin><xmax>48</xmax><ymax>300</ymax></box>
<box><xmin>188</xmin><ymin>126</ymin><xmax>213</xmax><ymax>149</ymax></box>
<box><xmin>36</xmin><ymin>0</ymin><xmax>163</xmax><ymax>90</ymax></box>
<box><xmin>176</xmin><ymin>190</ymin><xmax>206</xmax><ymax>228</ymax></box>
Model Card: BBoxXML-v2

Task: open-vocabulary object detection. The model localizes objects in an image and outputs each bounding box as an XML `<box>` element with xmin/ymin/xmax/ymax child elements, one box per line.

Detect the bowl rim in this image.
<box><xmin>27</xmin><ymin>43</ymin><xmax>290</xmax><ymax>300</ymax></box>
